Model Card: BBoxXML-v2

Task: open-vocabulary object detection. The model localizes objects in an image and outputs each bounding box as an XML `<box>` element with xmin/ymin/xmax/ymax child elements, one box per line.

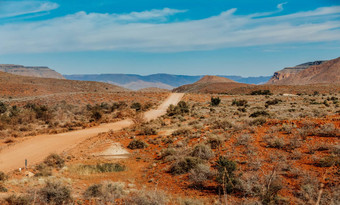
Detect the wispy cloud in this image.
<box><xmin>0</xmin><ymin>1</ymin><xmax>59</xmax><ymax>18</ymax></box>
<box><xmin>0</xmin><ymin>5</ymin><xmax>339</xmax><ymax>54</ymax></box>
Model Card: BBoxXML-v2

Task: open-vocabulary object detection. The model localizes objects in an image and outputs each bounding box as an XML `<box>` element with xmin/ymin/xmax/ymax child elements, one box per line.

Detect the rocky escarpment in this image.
<box><xmin>0</xmin><ymin>64</ymin><xmax>65</xmax><ymax>79</ymax></box>
<box><xmin>267</xmin><ymin>61</ymin><xmax>325</xmax><ymax>84</ymax></box>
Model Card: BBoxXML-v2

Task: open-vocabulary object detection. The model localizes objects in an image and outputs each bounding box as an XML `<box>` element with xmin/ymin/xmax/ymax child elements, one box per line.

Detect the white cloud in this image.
<box><xmin>0</xmin><ymin>1</ymin><xmax>59</xmax><ymax>18</ymax></box>
<box><xmin>0</xmin><ymin>5</ymin><xmax>339</xmax><ymax>54</ymax></box>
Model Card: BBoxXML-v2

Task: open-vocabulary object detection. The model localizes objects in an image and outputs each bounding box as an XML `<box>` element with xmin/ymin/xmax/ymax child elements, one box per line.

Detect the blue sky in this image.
<box><xmin>0</xmin><ymin>0</ymin><xmax>339</xmax><ymax>76</ymax></box>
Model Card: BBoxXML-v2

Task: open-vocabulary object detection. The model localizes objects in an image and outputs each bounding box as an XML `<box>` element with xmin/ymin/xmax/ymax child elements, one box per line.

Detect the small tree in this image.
<box><xmin>211</xmin><ymin>97</ymin><xmax>221</xmax><ymax>106</ymax></box>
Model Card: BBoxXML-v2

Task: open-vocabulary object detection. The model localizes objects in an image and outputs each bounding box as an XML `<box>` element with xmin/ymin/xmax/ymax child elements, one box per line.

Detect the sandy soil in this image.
<box><xmin>0</xmin><ymin>93</ymin><xmax>184</xmax><ymax>172</ymax></box>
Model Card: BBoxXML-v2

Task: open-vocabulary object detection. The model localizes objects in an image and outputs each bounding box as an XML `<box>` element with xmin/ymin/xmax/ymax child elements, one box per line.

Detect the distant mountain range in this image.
<box><xmin>64</xmin><ymin>74</ymin><xmax>271</xmax><ymax>90</ymax></box>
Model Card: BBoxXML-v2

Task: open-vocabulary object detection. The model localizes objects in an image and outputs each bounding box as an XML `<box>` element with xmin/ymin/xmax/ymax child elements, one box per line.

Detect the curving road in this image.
<box><xmin>0</xmin><ymin>93</ymin><xmax>184</xmax><ymax>172</ymax></box>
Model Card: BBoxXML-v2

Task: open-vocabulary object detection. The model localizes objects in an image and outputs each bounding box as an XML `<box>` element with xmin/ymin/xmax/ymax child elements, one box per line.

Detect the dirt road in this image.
<box><xmin>0</xmin><ymin>93</ymin><xmax>184</xmax><ymax>172</ymax></box>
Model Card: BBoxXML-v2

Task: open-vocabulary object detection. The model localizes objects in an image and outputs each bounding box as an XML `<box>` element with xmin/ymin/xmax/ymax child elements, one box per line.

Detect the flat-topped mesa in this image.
<box><xmin>195</xmin><ymin>75</ymin><xmax>236</xmax><ymax>84</ymax></box>
<box><xmin>0</xmin><ymin>64</ymin><xmax>65</xmax><ymax>79</ymax></box>
<box><xmin>267</xmin><ymin>60</ymin><xmax>327</xmax><ymax>84</ymax></box>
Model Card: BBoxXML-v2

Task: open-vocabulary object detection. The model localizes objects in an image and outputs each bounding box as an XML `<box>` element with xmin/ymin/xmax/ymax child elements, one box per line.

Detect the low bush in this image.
<box><xmin>314</xmin><ymin>155</ymin><xmax>340</xmax><ymax>167</ymax></box>
<box><xmin>189</xmin><ymin>164</ymin><xmax>213</xmax><ymax>187</ymax></box>
<box><xmin>70</xmin><ymin>163</ymin><xmax>125</xmax><ymax>175</ymax></box>
<box><xmin>131</xmin><ymin>102</ymin><xmax>142</xmax><ymax>111</ymax></box>
<box><xmin>5</xmin><ymin>195</ymin><xmax>32</xmax><ymax>205</ymax></box>
<box><xmin>235</xmin><ymin>134</ymin><xmax>253</xmax><ymax>146</ymax></box>
<box><xmin>125</xmin><ymin>190</ymin><xmax>168</xmax><ymax>205</ymax></box>
<box><xmin>232</xmin><ymin>99</ymin><xmax>248</xmax><ymax>107</ymax></box>
<box><xmin>167</xmin><ymin>101</ymin><xmax>189</xmax><ymax>116</ymax></box>
<box><xmin>212</xmin><ymin>120</ymin><xmax>233</xmax><ymax>130</ymax></box>
<box><xmin>265</xmin><ymin>98</ymin><xmax>282</xmax><ymax>108</ymax></box>
<box><xmin>251</xmin><ymin>90</ymin><xmax>272</xmax><ymax>95</ymax></box>
<box><xmin>250</xmin><ymin>110</ymin><xmax>270</xmax><ymax>118</ymax></box>
<box><xmin>37</xmin><ymin>181</ymin><xmax>72</xmax><ymax>205</ymax></box>
<box><xmin>249</xmin><ymin>118</ymin><xmax>266</xmax><ymax>126</ymax></box>
<box><xmin>317</xmin><ymin>123</ymin><xmax>339</xmax><ymax>137</ymax></box>
<box><xmin>191</xmin><ymin>144</ymin><xmax>214</xmax><ymax>160</ymax></box>
<box><xmin>0</xmin><ymin>171</ymin><xmax>7</xmax><ymax>181</ymax></box>
<box><xmin>0</xmin><ymin>184</ymin><xmax>7</xmax><ymax>192</ymax></box>
<box><xmin>207</xmin><ymin>135</ymin><xmax>224</xmax><ymax>149</ymax></box>
<box><xmin>35</xmin><ymin>163</ymin><xmax>52</xmax><ymax>177</ymax></box>
<box><xmin>43</xmin><ymin>153</ymin><xmax>65</xmax><ymax>169</ymax></box>
<box><xmin>211</xmin><ymin>97</ymin><xmax>221</xmax><ymax>106</ymax></box>
<box><xmin>84</xmin><ymin>182</ymin><xmax>126</xmax><ymax>202</ymax></box>
<box><xmin>263</xmin><ymin>135</ymin><xmax>285</xmax><ymax>149</ymax></box>
<box><xmin>128</xmin><ymin>139</ymin><xmax>148</xmax><ymax>149</ymax></box>
<box><xmin>139</xmin><ymin>126</ymin><xmax>157</xmax><ymax>135</ymax></box>
<box><xmin>172</xmin><ymin>128</ymin><xmax>191</xmax><ymax>136</ymax></box>
<box><xmin>84</xmin><ymin>184</ymin><xmax>102</xmax><ymax>198</ymax></box>
<box><xmin>169</xmin><ymin>157</ymin><xmax>202</xmax><ymax>175</ymax></box>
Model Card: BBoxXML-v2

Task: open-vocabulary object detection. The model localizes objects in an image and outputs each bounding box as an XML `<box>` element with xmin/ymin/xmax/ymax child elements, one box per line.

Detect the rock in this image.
<box><xmin>24</xmin><ymin>171</ymin><xmax>34</xmax><ymax>177</ymax></box>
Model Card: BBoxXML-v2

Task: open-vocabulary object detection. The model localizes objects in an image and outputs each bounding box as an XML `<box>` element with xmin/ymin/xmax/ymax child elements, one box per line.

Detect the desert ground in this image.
<box><xmin>0</xmin><ymin>90</ymin><xmax>338</xmax><ymax>205</ymax></box>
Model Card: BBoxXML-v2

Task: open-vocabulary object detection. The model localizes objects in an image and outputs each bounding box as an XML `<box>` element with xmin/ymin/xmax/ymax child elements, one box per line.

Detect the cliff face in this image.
<box><xmin>0</xmin><ymin>64</ymin><xmax>65</xmax><ymax>79</ymax></box>
<box><xmin>267</xmin><ymin>58</ymin><xmax>340</xmax><ymax>85</ymax></box>
<box><xmin>267</xmin><ymin>61</ymin><xmax>325</xmax><ymax>84</ymax></box>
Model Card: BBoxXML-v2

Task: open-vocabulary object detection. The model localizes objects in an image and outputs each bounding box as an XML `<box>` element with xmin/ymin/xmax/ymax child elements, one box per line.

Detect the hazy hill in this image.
<box><xmin>0</xmin><ymin>64</ymin><xmax>65</xmax><ymax>79</ymax></box>
<box><xmin>64</xmin><ymin>73</ymin><xmax>271</xmax><ymax>90</ymax></box>
<box><xmin>0</xmin><ymin>71</ymin><xmax>127</xmax><ymax>97</ymax></box>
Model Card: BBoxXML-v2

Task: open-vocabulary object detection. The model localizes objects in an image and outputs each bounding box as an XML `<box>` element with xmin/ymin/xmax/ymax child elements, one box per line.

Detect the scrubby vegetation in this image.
<box><xmin>1</xmin><ymin>92</ymin><xmax>340</xmax><ymax>204</ymax></box>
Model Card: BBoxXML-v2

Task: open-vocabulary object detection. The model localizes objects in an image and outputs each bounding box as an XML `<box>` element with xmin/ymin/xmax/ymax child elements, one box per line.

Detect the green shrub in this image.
<box><xmin>250</xmin><ymin>110</ymin><xmax>270</xmax><ymax>118</ymax></box>
<box><xmin>128</xmin><ymin>139</ymin><xmax>148</xmax><ymax>149</ymax></box>
<box><xmin>216</xmin><ymin>156</ymin><xmax>237</xmax><ymax>193</ymax></box>
<box><xmin>167</xmin><ymin>101</ymin><xmax>189</xmax><ymax>116</ymax></box>
<box><xmin>91</xmin><ymin>110</ymin><xmax>102</xmax><ymax>121</ymax></box>
<box><xmin>169</xmin><ymin>157</ymin><xmax>202</xmax><ymax>175</ymax></box>
<box><xmin>251</xmin><ymin>90</ymin><xmax>272</xmax><ymax>95</ymax></box>
<box><xmin>131</xmin><ymin>102</ymin><xmax>142</xmax><ymax>111</ymax></box>
<box><xmin>265</xmin><ymin>99</ymin><xmax>282</xmax><ymax>108</ymax></box>
<box><xmin>211</xmin><ymin>97</ymin><xmax>221</xmax><ymax>106</ymax></box>
<box><xmin>37</xmin><ymin>181</ymin><xmax>72</xmax><ymax>205</ymax></box>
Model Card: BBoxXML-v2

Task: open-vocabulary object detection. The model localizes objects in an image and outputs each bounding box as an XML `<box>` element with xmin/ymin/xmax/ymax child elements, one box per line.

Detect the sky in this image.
<box><xmin>0</xmin><ymin>0</ymin><xmax>339</xmax><ymax>76</ymax></box>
